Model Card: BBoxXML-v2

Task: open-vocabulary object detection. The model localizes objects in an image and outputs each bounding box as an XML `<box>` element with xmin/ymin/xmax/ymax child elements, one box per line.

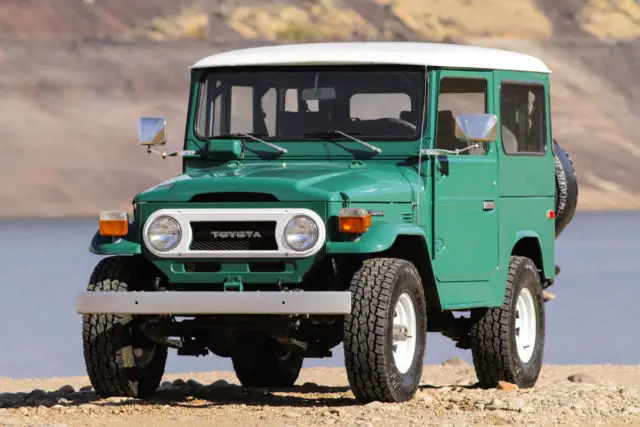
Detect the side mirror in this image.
<box><xmin>138</xmin><ymin>117</ymin><xmax>167</xmax><ymax>147</ymax></box>
<box><xmin>454</xmin><ymin>113</ymin><xmax>498</xmax><ymax>143</ymax></box>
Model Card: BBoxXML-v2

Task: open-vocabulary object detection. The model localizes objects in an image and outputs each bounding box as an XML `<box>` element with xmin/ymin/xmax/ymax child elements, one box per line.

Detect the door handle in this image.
<box><xmin>483</xmin><ymin>200</ymin><xmax>496</xmax><ymax>211</ymax></box>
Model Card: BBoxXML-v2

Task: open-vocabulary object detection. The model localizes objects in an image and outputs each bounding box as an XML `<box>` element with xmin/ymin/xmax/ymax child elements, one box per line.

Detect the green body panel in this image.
<box><xmin>93</xmin><ymin>65</ymin><xmax>559</xmax><ymax>310</ymax></box>
<box><xmin>495</xmin><ymin>70</ymin><xmax>553</xmax><ymax>198</ymax></box>
<box><xmin>151</xmin><ymin>256</ymin><xmax>319</xmax><ymax>286</ymax></box>
<box><xmin>89</xmin><ymin>226</ymin><xmax>141</xmax><ymax>255</ymax></box>
<box><xmin>427</xmin><ymin>68</ymin><xmax>554</xmax><ymax>309</ymax></box>
<box><xmin>326</xmin><ymin>223</ymin><xmax>426</xmax><ymax>254</ymax></box>
<box><xmin>428</xmin><ymin>70</ymin><xmax>500</xmax><ymax>308</ymax></box>
<box><xmin>136</xmin><ymin>162</ymin><xmax>415</xmax><ymax>204</ymax></box>
<box><xmin>494</xmin><ymin>70</ymin><xmax>555</xmax><ymax>282</ymax></box>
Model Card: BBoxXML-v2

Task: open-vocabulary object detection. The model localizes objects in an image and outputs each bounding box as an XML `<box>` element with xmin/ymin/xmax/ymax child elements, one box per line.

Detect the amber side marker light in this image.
<box><xmin>338</xmin><ymin>207</ymin><xmax>372</xmax><ymax>234</ymax></box>
<box><xmin>99</xmin><ymin>211</ymin><xmax>129</xmax><ymax>237</ymax></box>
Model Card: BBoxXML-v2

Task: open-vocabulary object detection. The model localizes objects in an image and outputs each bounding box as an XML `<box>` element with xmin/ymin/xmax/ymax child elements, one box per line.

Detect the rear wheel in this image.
<box><xmin>82</xmin><ymin>256</ymin><xmax>167</xmax><ymax>398</ymax></box>
<box><xmin>343</xmin><ymin>258</ymin><xmax>427</xmax><ymax>403</ymax></box>
<box><xmin>231</xmin><ymin>332</ymin><xmax>303</xmax><ymax>388</ymax></box>
<box><xmin>469</xmin><ymin>256</ymin><xmax>545</xmax><ymax>388</ymax></box>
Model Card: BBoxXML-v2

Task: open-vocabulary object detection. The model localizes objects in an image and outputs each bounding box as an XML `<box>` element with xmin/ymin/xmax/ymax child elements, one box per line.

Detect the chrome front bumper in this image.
<box><xmin>77</xmin><ymin>291</ymin><xmax>352</xmax><ymax>315</ymax></box>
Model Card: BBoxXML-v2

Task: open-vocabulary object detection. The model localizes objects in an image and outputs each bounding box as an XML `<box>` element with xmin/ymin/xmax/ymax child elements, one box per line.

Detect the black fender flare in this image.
<box><xmin>554</xmin><ymin>140</ymin><xmax>578</xmax><ymax>238</ymax></box>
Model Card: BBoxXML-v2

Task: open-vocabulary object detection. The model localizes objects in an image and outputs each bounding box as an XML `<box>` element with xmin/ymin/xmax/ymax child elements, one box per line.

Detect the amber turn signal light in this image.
<box><xmin>99</xmin><ymin>211</ymin><xmax>128</xmax><ymax>237</ymax></box>
<box><xmin>338</xmin><ymin>207</ymin><xmax>372</xmax><ymax>234</ymax></box>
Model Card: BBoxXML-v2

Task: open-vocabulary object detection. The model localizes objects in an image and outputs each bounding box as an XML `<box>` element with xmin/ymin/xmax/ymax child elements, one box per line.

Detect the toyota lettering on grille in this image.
<box><xmin>209</xmin><ymin>231</ymin><xmax>264</xmax><ymax>239</ymax></box>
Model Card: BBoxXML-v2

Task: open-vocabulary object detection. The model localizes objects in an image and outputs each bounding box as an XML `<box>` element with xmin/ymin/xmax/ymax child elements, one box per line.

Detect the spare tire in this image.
<box><xmin>554</xmin><ymin>140</ymin><xmax>578</xmax><ymax>238</ymax></box>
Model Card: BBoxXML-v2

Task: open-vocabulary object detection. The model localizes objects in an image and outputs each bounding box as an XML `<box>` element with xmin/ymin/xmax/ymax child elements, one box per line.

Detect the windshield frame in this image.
<box><xmin>191</xmin><ymin>64</ymin><xmax>428</xmax><ymax>146</ymax></box>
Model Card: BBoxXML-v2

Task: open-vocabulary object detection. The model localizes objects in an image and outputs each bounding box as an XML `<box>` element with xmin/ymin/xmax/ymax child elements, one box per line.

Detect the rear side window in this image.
<box><xmin>500</xmin><ymin>83</ymin><xmax>547</xmax><ymax>155</ymax></box>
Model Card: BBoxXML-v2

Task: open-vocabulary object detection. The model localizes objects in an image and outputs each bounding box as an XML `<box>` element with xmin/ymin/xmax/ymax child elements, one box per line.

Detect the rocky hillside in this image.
<box><xmin>4</xmin><ymin>0</ymin><xmax>640</xmax><ymax>42</ymax></box>
<box><xmin>1</xmin><ymin>0</ymin><xmax>639</xmax><ymax>218</ymax></box>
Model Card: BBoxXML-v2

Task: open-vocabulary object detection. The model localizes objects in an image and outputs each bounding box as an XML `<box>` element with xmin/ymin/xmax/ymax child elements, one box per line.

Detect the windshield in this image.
<box><xmin>194</xmin><ymin>65</ymin><xmax>426</xmax><ymax>142</ymax></box>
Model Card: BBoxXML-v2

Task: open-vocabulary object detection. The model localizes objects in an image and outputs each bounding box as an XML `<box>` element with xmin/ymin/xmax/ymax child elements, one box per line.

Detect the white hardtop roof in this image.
<box><xmin>191</xmin><ymin>42</ymin><xmax>551</xmax><ymax>74</ymax></box>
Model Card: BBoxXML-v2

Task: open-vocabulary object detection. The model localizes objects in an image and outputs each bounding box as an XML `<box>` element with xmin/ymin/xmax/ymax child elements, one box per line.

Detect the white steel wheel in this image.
<box><xmin>514</xmin><ymin>287</ymin><xmax>537</xmax><ymax>363</ymax></box>
<box><xmin>392</xmin><ymin>293</ymin><xmax>417</xmax><ymax>374</ymax></box>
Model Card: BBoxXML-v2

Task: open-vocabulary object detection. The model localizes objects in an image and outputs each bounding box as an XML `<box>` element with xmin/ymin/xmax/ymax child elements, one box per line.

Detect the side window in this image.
<box><xmin>500</xmin><ymin>83</ymin><xmax>546</xmax><ymax>155</ymax></box>
<box><xmin>436</xmin><ymin>78</ymin><xmax>487</xmax><ymax>155</ymax></box>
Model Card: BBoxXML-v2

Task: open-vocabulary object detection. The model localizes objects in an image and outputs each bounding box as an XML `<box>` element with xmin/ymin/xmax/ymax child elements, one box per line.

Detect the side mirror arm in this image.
<box><xmin>146</xmin><ymin>148</ymin><xmax>196</xmax><ymax>159</ymax></box>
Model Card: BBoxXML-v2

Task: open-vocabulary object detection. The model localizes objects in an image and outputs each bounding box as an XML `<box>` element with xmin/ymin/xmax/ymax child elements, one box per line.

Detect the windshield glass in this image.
<box><xmin>194</xmin><ymin>65</ymin><xmax>426</xmax><ymax>141</ymax></box>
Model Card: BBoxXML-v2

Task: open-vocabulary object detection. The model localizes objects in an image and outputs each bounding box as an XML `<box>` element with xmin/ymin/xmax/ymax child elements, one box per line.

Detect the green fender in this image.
<box><xmin>486</xmin><ymin>230</ymin><xmax>552</xmax><ymax>306</ymax></box>
<box><xmin>325</xmin><ymin>223</ymin><xmax>427</xmax><ymax>254</ymax></box>
<box><xmin>512</xmin><ymin>229</ymin><xmax>549</xmax><ymax>276</ymax></box>
<box><xmin>89</xmin><ymin>225</ymin><xmax>141</xmax><ymax>255</ymax></box>
<box><xmin>514</xmin><ymin>230</ymin><xmax>542</xmax><ymax>246</ymax></box>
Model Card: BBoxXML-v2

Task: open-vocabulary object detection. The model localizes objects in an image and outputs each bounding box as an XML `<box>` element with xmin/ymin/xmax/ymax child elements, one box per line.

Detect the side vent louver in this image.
<box><xmin>401</xmin><ymin>212</ymin><xmax>414</xmax><ymax>224</ymax></box>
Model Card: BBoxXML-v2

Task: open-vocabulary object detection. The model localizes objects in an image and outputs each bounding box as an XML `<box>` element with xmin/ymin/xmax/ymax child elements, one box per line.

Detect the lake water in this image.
<box><xmin>0</xmin><ymin>211</ymin><xmax>638</xmax><ymax>379</ymax></box>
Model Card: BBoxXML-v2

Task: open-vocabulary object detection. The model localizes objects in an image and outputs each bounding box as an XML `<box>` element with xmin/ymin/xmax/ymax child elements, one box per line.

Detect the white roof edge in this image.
<box><xmin>190</xmin><ymin>42</ymin><xmax>551</xmax><ymax>74</ymax></box>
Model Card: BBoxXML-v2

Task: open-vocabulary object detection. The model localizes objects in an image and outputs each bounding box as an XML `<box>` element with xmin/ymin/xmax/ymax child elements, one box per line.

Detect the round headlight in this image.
<box><xmin>146</xmin><ymin>216</ymin><xmax>181</xmax><ymax>252</ymax></box>
<box><xmin>283</xmin><ymin>215</ymin><xmax>318</xmax><ymax>251</ymax></box>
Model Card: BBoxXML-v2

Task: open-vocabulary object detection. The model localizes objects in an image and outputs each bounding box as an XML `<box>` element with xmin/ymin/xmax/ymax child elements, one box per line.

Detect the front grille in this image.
<box><xmin>189</xmin><ymin>221</ymin><xmax>278</xmax><ymax>251</ymax></box>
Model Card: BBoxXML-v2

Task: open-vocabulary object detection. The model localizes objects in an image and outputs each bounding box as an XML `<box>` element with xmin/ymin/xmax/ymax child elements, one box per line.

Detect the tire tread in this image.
<box><xmin>470</xmin><ymin>256</ymin><xmax>543</xmax><ymax>388</ymax></box>
<box><xmin>344</xmin><ymin>258</ymin><xmax>425</xmax><ymax>402</ymax></box>
<box><xmin>82</xmin><ymin>256</ymin><xmax>166</xmax><ymax>398</ymax></box>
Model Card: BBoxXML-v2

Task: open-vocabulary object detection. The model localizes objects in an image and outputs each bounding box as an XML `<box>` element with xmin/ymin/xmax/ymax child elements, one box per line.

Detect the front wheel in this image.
<box><xmin>82</xmin><ymin>256</ymin><xmax>167</xmax><ymax>398</ymax></box>
<box><xmin>469</xmin><ymin>256</ymin><xmax>545</xmax><ymax>388</ymax></box>
<box><xmin>343</xmin><ymin>258</ymin><xmax>427</xmax><ymax>403</ymax></box>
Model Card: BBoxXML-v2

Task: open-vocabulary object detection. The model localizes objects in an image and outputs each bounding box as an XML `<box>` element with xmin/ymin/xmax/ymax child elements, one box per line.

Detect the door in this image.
<box><xmin>432</xmin><ymin>70</ymin><xmax>499</xmax><ymax>282</ymax></box>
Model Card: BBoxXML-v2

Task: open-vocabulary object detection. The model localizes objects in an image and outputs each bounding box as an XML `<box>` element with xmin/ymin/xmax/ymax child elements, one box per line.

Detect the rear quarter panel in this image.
<box><xmin>495</xmin><ymin>70</ymin><xmax>555</xmax><ymax>282</ymax></box>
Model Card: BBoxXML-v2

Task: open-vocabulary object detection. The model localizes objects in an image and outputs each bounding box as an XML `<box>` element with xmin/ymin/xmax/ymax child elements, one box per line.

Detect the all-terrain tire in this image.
<box><xmin>554</xmin><ymin>140</ymin><xmax>578</xmax><ymax>238</ymax></box>
<box><xmin>231</xmin><ymin>332</ymin><xmax>303</xmax><ymax>387</ymax></box>
<box><xmin>82</xmin><ymin>256</ymin><xmax>167</xmax><ymax>398</ymax></box>
<box><xmin>469</xmin><ymin>256</ymin><xmax>545</xmax><ymax>388</ymax></box>
<box><xmin>343</xmin><ymin>258</ymin><xmax>427</xmax><ymax>403</ymax></box>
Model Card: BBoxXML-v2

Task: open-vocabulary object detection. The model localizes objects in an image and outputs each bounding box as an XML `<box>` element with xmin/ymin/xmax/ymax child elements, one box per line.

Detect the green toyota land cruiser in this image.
<box><xmin>77</xmin><ymin>42</ymin><xmax>578</xmax><ymax>403</ymax></box>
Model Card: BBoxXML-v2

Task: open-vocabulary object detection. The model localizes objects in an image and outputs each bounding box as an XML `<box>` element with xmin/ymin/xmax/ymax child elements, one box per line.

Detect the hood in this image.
<box><xmin>136</xmin><ymin>162</ymin><xmax>415</xmax><ymax>203</ymax></box>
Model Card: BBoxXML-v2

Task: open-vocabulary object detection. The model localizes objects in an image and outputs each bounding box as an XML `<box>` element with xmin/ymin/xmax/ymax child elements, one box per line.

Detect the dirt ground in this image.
<box><xmin>0</xmin><ymin>363</ymin><xmax>639</xmax><ymax>426</ymax></box>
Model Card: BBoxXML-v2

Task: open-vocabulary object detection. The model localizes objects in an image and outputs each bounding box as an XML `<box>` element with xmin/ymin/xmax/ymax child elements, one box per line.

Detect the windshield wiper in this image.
<box><xmin>304</xmin><ymin>130</ymin><xmax>382</xmax><ymax>154</ymax></box>
<box><xmin>213</xmin><ymin>132</ymin><xmax>287</xmax><ymax>154</ymax></box>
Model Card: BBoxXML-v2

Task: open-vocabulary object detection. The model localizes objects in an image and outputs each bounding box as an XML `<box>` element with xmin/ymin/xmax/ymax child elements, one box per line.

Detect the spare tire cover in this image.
<box><xmin>554</xmin><ymin>140</ymin><xmax>578</xmax><ymax>238</ymax></box>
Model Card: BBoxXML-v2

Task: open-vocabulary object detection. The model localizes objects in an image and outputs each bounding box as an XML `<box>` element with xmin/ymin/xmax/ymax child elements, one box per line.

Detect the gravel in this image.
<box><xmin>0</xmin><ymin>365</ymin><xmax>637</xmax><ymax>426</ymax></box>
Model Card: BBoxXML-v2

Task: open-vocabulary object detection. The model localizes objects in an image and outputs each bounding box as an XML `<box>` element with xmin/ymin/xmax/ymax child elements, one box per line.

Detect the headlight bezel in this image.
<box><xmin>282</xmin><ymin>214</ymin><xmax>320</xmax><ymax>252</ymax></box>
<box><xmin>145</xmin><ymin>214</ymin><xmax>182</xmax><ymax>252</ymax></box>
